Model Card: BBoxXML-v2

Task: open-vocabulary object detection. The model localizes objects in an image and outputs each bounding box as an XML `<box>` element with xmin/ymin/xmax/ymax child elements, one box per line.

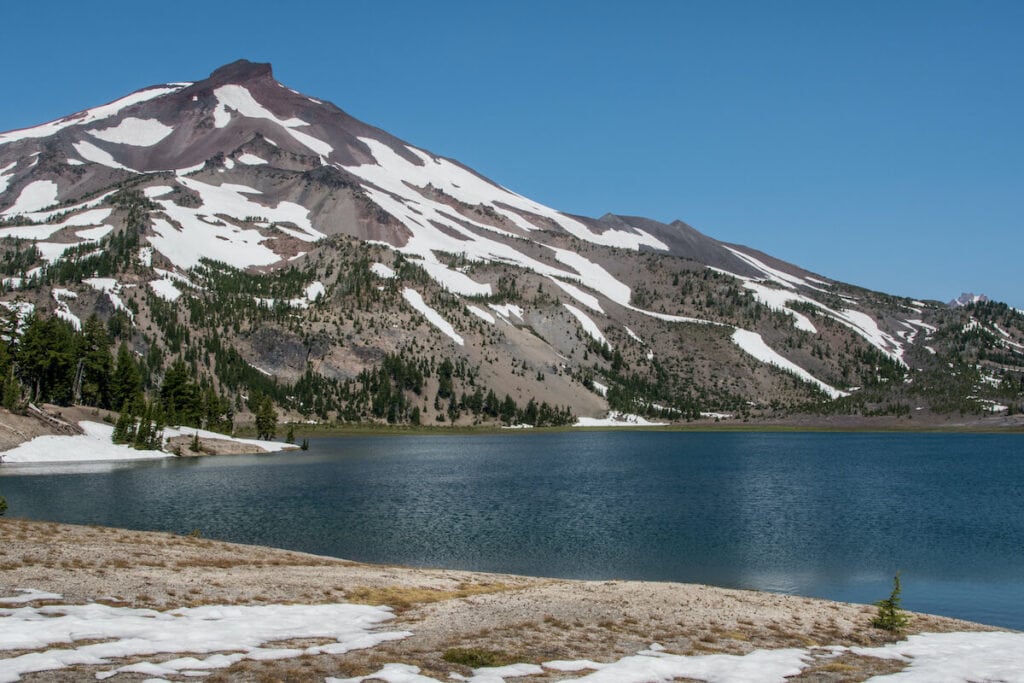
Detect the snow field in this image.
<box><xmin>402</xmin><ymin>288</ymin><xmax>464</xmax><ymax>345</ymax></box>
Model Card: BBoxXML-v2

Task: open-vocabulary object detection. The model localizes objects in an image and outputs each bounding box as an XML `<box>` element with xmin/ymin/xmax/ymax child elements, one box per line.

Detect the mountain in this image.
<box><xmin>1</xmin><ymin>60</ymin><xmax>1022</xmax><ymax>427</ymax></box>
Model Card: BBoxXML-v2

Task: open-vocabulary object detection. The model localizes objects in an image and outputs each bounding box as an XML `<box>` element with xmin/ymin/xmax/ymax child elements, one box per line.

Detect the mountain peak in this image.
<box><xmin>205</xmin><ymin>59</ymin><xmax>274</xmax><ymax>86</ymax></box>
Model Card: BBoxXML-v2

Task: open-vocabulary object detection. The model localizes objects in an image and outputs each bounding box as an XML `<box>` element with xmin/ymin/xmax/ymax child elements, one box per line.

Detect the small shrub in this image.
<box><xmin>871</xmin><ymin>571</ymin><xmax>910</xmax><ymax>632</ymax></box>
<box><xmin>0</xmin><ymin>496</ymin><xmax>7</xmax><ymax>517</ymax></box>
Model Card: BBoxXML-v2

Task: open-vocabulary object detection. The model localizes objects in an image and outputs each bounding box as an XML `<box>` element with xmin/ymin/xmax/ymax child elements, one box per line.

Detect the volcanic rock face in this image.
<box><xmin>1</xmin><ymin>60</ymin><xmax>1021</xmax><ymax>423</ymax></box>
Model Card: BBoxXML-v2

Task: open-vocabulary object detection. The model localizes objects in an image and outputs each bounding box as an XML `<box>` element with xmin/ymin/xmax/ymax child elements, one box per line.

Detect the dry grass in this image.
<box><xmin>345</xmin><ymin>581</ymin><xmax>515</xmax><ymax>612</ymax></box>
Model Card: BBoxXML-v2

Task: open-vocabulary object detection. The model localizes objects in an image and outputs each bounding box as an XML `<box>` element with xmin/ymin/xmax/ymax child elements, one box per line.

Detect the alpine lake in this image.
<box><xmin>2</xmin><ymin>430</ymin><xmax>1022</xmax><ymax>630</ymax></box>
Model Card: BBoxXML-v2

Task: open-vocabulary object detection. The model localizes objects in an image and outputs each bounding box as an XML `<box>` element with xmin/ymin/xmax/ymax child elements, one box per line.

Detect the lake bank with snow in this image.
<box><xmin>0</xmin><ymin>518</ymin><xmax>1019</xmax><ymax>682</ymax></box>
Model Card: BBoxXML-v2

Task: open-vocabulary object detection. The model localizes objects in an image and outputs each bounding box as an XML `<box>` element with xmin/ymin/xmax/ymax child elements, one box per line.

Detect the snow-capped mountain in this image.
<box><xmin>1</xmin><ymin>60</ymin><xmax>1021</xmax><ymax>423</ymax></box>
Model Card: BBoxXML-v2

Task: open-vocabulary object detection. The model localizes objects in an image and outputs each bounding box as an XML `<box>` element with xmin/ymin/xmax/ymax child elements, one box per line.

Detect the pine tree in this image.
<box><xmin>871</xmin><ymin>572</ymin><xmax>910</xmax><ymax>632</ymax></box>
<box><xmin>110</xmin><ymin>343</ymin><xmax>142</xmax><ymax>411</ymax></box>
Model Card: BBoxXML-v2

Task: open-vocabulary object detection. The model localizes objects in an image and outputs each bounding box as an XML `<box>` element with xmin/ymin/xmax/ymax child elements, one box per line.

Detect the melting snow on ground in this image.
<box><xmin>334</xmin><ymin>634</ymin><xmax>1024</xmax><ymax>683</ymax></box>
<box><xmin>0</xmin><ymin>593</ymin><xmax>407</xmax><ymax>682</ymax></box>
<box><xmin>402</xmin><ymin>288</ymin><xmax>464</xmax><ymax>345</ymax></box>
<box><xmin>731</xmin><ymin>329</ymin><xmax>848</xmax><ymax>399</ymax></box>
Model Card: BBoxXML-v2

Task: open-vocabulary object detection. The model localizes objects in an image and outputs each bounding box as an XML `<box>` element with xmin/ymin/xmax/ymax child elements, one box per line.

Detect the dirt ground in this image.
<box><xmin>0</xmin><ymin>518</ymin><xmax>993</xmax><ymax>682</ymax></box>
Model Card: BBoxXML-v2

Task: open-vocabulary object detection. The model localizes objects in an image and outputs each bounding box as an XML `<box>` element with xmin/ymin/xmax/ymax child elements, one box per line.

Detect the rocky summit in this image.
<box><xmin>0</xmin><ymin>60</ymin><xmax>1021</xmax><ymax>428</ymax></box>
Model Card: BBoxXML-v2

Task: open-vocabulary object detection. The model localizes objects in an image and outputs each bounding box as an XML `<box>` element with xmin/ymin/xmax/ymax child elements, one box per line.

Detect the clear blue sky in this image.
<box><xmin>2</xmin><ymin>1</ymin><xmax>1021</xmax><ymax>307</ymax></box>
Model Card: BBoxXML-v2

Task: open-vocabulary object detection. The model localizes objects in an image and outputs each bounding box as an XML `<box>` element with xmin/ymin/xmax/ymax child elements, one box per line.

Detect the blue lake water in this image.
<box><xmin>2</xmin><ymin>431</ymin><xmax>1022</xmax><ymax>630</ymax></box>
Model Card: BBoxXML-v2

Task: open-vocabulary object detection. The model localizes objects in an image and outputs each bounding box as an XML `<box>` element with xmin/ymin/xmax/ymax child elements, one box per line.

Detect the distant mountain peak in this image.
<box><xmin>949</xmin><ymin>292</ymin><xmax>989</xmax><ymax>308</ymax></box>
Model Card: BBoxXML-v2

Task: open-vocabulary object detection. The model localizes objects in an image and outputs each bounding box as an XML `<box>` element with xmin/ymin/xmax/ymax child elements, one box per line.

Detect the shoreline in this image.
<box><xmin>0</xmin><ymin>518</ymin><xmax>1015</xmax><ymax>682</ymax></box>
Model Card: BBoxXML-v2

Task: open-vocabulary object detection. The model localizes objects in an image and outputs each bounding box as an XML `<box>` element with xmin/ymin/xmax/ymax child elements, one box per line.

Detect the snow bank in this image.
<box><xmin>1</xmin><ymin>421</ymin><xmax>292</xmax><ymax>464</ymax></box>
<box><xmin>575</xmin><ymin>411</ymin><xmax>666</xmax><ymax>427</ymax></box>
<box><xmin>402</xmin><ymin>288</ymin><xmax>464</xmax><ymax>345</ymax></box>
<box><xmin>0</xmin><ymin>594</ymin><xmax>407</xmax><ymax>681</ymax></box>
<box><xmin>0</xmin><ymin>421</ymin><xmax>165</xmax><ymax>464</ymax></box>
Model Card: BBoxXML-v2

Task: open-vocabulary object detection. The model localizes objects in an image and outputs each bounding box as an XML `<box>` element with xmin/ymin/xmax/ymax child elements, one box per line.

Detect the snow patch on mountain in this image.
<box><xmin>212</xmin><ymin>85</ymin><xmax>332</xmax><ymax>157</ymax></box>
<box><xmin>87</xmin><ymin>117</ymin><xmax>173</xmax><ymax>146</ymax></box>
<box><xmin>51</xmin><ymin>289</ymin><xmax>81</xmax><ymax>331</ymax></box>
<box><xmin>149</xmin><ymin>278</ymin><xmax>182</xmax><ymax>302</ymax></box>
<box><xmin>402</xmin><ymin>288</ymin><xmax>464</xmax><ymax>345</ymax></box>
<box><xmin>237</xmin><ymin>153</ymin><xmax>268</xmax><ymax>165</ymax></box>
<box><xmin>72</xmin><ymin>140</ymin><xmax>135</xmax><ymax>171</ymax></box>
<box><xmin>548</xmin><ymin>277</ymin><xmax>605</xmax><ymax>314</ymax></box>
<box><xmin>346</xmin><ymin>137</ymin><xmax>667</xmax><ymax>252</ymax></box>
<box><xmin>0</xmin><ymin>85</ymin><xmax>186</xmax><ymax>146</ymax></box>
<box><xmin>564</xmin><ymin>303</ymin><xmax>608</xmax><ymax>345</ymax></box>
<box><xmin>467</xmin><ymin>305</ymin><xmax>495</xmax><ymax>324</ymax></box>
<box><xmin>83</xmin><ymin>277</ymin><xmax>132</xmax><ymax>317</ymax></box>
<box><xmin>148</xmin><ymin>214</ymin><xmax>279</xmax><ymax>271</ymax></box>
<box><xmin>176</xmin><ymin>177</ymin><xmax>323</xmax><ymax>242</ymax></box>
<box><xmin>2</xmin><ymin>180</ymin><xmax>58</xmax><ymax>216</ymax></box>
<box><xmin>731</xmin><ymin>328</ymin><xmax>848</xmax><ymax>399</ymax></box>
<box><xmin>0</xmin><ymin>161</ymin><xmax>16</xmax><ymax>194</ymax></box>
<box><xmin>370</xmin><ymin>262</ymin><xmax>396</xmax><ymax>279</ymax></box>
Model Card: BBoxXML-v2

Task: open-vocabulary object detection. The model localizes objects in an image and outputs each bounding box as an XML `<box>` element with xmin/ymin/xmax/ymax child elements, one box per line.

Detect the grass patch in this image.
<box><xmin>442</xmin><ymin>647</ymin><xmax>518</xmax><ymax>668</ymax></box>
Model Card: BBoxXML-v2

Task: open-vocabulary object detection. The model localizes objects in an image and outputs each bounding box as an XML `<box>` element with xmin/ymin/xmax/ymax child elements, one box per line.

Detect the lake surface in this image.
<box><xmin>2</xmin><ymin>431</ymin><xmax>1023</xmax><ymax>630</ymax></box>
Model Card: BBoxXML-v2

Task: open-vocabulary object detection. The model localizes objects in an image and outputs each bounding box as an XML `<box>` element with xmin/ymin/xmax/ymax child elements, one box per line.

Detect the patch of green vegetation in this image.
<box><xmin>443</xmin><ymin>647</ymin><xmax>518</xmax><ymax>669</ymax></box>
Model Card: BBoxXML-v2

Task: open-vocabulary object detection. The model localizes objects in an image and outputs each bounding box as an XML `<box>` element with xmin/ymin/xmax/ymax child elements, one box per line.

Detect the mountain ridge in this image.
<box><xmin>0</xmin><ymin>60</ymin><xmax>1021</xmax><ymax>429</ymax></box>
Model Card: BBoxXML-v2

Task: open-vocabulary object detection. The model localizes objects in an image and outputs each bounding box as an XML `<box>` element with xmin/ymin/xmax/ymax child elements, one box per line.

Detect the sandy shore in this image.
<box><xmin>0</xmin><ymin>518</ymin><xmax>997</xmax><ymax>682</ymax></box>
